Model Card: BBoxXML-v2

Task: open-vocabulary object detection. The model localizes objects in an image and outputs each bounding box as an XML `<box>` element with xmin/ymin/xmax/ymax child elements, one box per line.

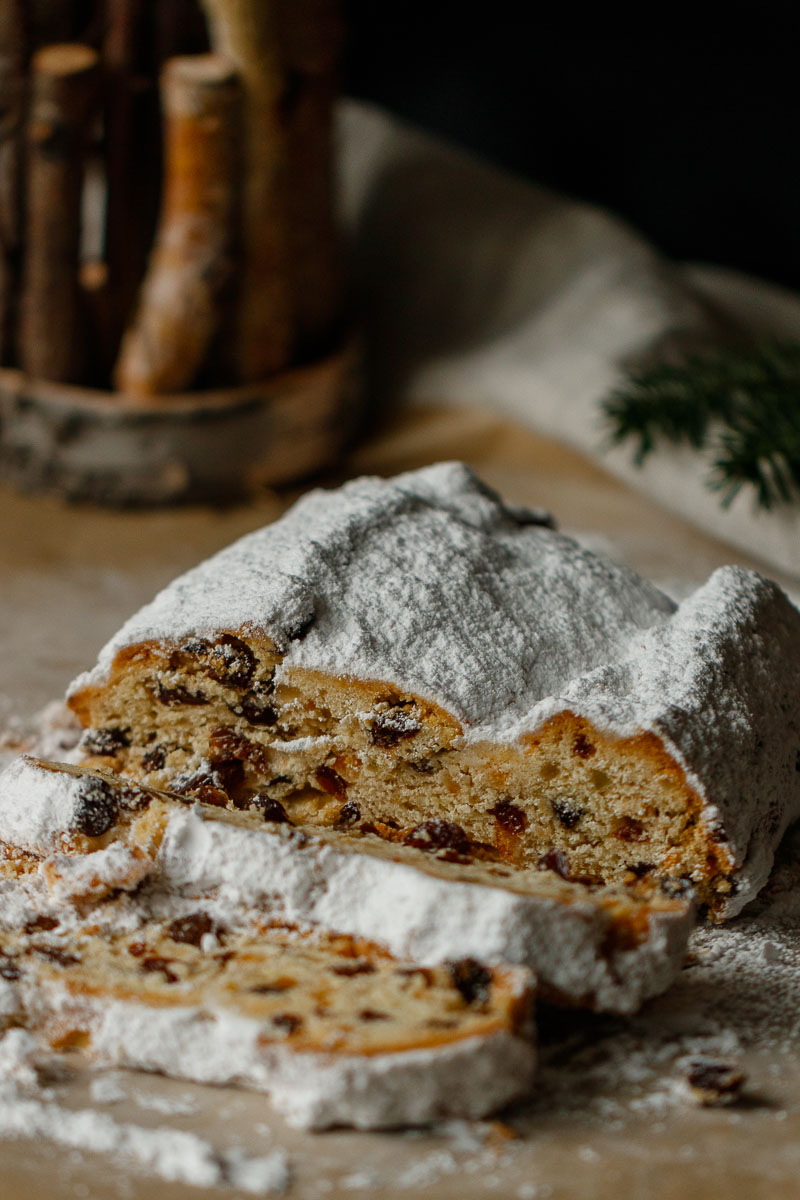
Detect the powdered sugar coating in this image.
<box><xmin>65</xmin><ymin>463</ymin><xmax>800</xmax><ymax>915</ymax></box>
<box><xmin>68</xmin><ymin>462</ymin><xmax>674</xmax><ymax>732</ymax></box>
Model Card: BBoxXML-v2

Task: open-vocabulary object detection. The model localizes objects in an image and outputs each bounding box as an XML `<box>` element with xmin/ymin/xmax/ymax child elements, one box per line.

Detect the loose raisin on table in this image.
<box><xmin>448</xmin><ymin>958</ymin><xmax>492</xmax><ymax>1007</ymax></box>
<box><xmin>315</xmin><ymin>765</ymin><xmax>347</xmax><ymax>798</ymax></box>
<box><xmin>490</xmin><ymin>798</ymin><xmax>527</xmax><ymax>834</ymax></box>
<box><xmin>403</xmin><ymin>819</ymin><xmax>471</xmax><ymax>856</ymax></box>
<box><xmin>685</xmin><ymin>1059</ymin><xmax>745</xmax><ymax>1106</ymax></box>
<box><xmin>551</xmin><ymin>799</ymin><xmax>583</xmax><ymax>829</ymax></box>
<box><xmin>72</xmin><ymin>778</ymin><xmax>119</xmax><ymax>837</ymax></box>
<box><xmin>81</xmin><ymin>726</ymin><xmax>131</xmax><ymax>756</ymax></box>
<box><xmin>168</xmin><ymin>913</ymin><xmax>214</xmax><ymax>947</ymax></box>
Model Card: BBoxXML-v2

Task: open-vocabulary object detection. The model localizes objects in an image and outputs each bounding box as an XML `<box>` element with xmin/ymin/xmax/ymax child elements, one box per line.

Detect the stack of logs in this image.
<box><xmin>0</xmin><ymin>0</ymin><xmax>343</xmax><ymax>395</ymax></box>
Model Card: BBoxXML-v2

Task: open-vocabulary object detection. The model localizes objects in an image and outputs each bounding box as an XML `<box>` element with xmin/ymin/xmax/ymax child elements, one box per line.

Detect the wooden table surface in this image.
<box><xmin>2</xmin><ymin>403</ymin><xmax>799</xmax><ymax>1199</ymax></box>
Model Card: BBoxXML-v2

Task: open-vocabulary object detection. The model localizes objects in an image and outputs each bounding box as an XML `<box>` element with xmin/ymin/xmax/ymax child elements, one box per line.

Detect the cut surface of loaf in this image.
<box><xmin>0</xmin><ymin>899</ymin><xmax>535</xmax><ymax>1129</ymax></box>
<box><xmin>0</xmin><ymin>756</ymin><xmax>694</xmax><ymax>1013</ymax></box>
<box><xmin>66</xmin><ymin>463</ymin><xmax>800</xmax><ymax>917</ymax></box>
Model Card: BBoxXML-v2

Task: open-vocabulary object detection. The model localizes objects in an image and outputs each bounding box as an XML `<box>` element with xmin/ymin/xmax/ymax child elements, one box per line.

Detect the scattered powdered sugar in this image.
<box><xmin>0</xmin><ymin>1043</ymin><xmax>290</xmax><ymax>1193</ymax></box>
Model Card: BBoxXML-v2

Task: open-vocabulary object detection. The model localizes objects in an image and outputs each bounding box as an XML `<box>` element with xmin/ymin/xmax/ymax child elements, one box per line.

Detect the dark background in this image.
<box><xmin>342</xmin><ymin>10</ymin><xmax>800</xmax><ymax>290</ymax></box>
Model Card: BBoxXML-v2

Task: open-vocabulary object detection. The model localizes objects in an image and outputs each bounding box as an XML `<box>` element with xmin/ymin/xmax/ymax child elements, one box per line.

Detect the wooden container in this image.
<box><xmin>0</xmin><ymin>336</ymin><xmax>361</xmax><ymax>505</ymax></box>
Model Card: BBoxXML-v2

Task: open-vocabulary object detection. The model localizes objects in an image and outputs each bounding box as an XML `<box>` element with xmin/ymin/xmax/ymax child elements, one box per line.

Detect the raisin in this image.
<box><xmin>171</xmin><ymin>769</ymin><xmax>228</xmax><ymax>808</ymax></box>
<box><xmin>685</xmin><ymin>1059</ymin><xmax>745</xmax><ymax>1106</ymax></box>
<box><xmin>72</xmin><ymin>778</ymin><xmax>119</xmax><ymax>837</ymax></box>
<box><xmin>489</xmin><ymin>799</ymin><xmax>527</xmax><ymax>834</ymax></box>
<box><xmin>141</xmin><ymin>745</ymin><xmax>167</xmax><ymax>771</ymax></box>
<box><xmin>286</xmin><ymin>611</ymin><xmax>315</xmax><ymax>641</ymax></box>
<box><xmin>409</xmin><ymin>759</ymin><xmax>434</xmax><ymax>774</ymax></box>
<box><xmin>335</xmin><ymin>800</ymin><xmax>361</xmax><ymax>827</ymax></box>
<box><xmin>252</xmin><ymin>795</ymin><xmax>292</xmax><ymax>825</ymax></box>
<box><xmin>34</xmin><ymin>945</ymin><xmax>80</xmax><ymax>967</ymax></box>
<box><xmin>403</xmin><ymin>819</ymin><xmax>471</xmax><ymax>856</ymax></box>
<box><xmin>359</xmin><ymin>822</ymin><xmax>380</xmax><ymax>836</ymax></box>
<box><xmin>0</xmin><ymin>956</ymin><xmax>20</xmax><ymax>980</ymax></box>
<box><xmin>572</xmin><ymin>733</ymin><xmax>596</xmax><ymax>759</ymax></box>
<box><xmin>272</xmin><ymin>1013</ymin><xmax>302</xmax><ymax>1034</ymax></box>
<box><xmin>141</xmin><ymin>957</ymin><xmax>179</xmax><ymax>984</ymax></box>
<box><xmin>230</xmin><ymin>684</ymin><xmax>278</xmax><ymax>727</ymax></box>
<box><xmin>168</xmin><ymin>913</ymin><xmax>214</xmax><ymax>947</ymax></box>
<box><xmin>127</xmin><ymin>941</ymin><xmax>147</xmax><ymax>957</ymax></box>
<box><xmin>551</xmin><ymin>799</ymin><xmax>583</xmax><ymax>829</ymax></box>
<box><xmin>359</xmin><ymin>1009</ymin><xmax>390</xmax><ymax>1021</ymax></box>
<box><xmin>629</xmin><ymin>861</ymin><xmax>655</xmax><ymax>878</ymax></box>
<box><xmin>117</xmin><ymin>782</ymin><xmax>153</xmax><ymax>813</ymax></box>
<box><xmin>539</xmin><ymin>850</ymin><xmax>572</xmax><ymax>880</ymax></box>
<box><xmin>615</xmin><ymin>816</ymin><xmax>645</xmax><ymax>842</ymax></box>
<box><xmin>370</xmin><ymin>707</ymin><xmax>421</xmax><ymax>748</ymax></box>
<box><xmin>204</xmin><ymin>634</ymin><xmax>256</xmax><ymax>689</ymax></box>
<box><xmin>331</xmin><ymin>961</ymin><xmax>376</xmax><ymax>977</ymax></box>
<box><xmin>250</xmin><ymin>978</ymin><xmax>295</xmax><ymax>994</ymax></box>
<box><xmin>209</xmin><ymin>720</ymin><xmax>266</xmax><ymax>768</ymax></box>
<box><xmin>315</xmin><ymin>765</ymin><xmax>347</xmax><ymax>798</ymax></box>
<box><xmin>81</xmin><ymin>726</ymin><xmax>131</xmax><ymax>756</ymax></box>
<box><xmin>155</xmin><ymin>682</ymin><xmax>208</xmax><ymax>707</ymax></box>
<box><xmin>25</xmin><ymin>915</ymin><xmax>59</xmax><ymax>932</ymax></box>
<box><xmin>208</xmin><ymin>756</ymin><xmax>245</xmax><ymax>795</ymax></box>
<box><xmin>448</xmin><ymin>958</ymin><xmax>492</xmax><ymax>1006</ymax></box>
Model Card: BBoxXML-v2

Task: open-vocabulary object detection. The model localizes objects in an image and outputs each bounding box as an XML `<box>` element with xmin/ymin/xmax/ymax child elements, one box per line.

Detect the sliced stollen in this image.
<box><xmin>65</xmin><ymin>462</ymin><xmax>800</xmax><ymax>917</ymax></box>
<box><xmin>0</xmin><ymin>899</ymin><xmax>535</xmax><ymax>1130</ymax></box>
<box><xmin>0</xmin><ymin>757</ymin><xmax>693</xmax><ymax>1013</ymax></box>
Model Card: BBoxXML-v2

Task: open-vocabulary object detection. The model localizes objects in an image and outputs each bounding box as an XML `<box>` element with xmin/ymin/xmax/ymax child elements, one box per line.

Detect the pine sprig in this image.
<box><xmin>603</xmin><ymin>341</ymin><xmax>800</xmax><ymax>511</ymax></box>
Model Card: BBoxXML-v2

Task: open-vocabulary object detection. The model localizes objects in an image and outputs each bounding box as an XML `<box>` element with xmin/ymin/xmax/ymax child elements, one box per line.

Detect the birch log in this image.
<box><xmin>18</xmin><ymin>44</ymin><xmax>99</xmax><ymax>384</ymax></box>
<box><xmin>277</xmin><ymin>0</ymin><xmax>343</xmax><ymax>359</ymax></box>
<box><xmin>114</xmin><ymin>55</ymin><xmax>241</xmax><ymax>396</ymax></box>
<box><xmin>201</xmin><ymin>0</ymin><xmax>292</xmax><ymax>381</ymax></box>
<box><xmin>0</xmin><ymin>0</ymin><xmax>26</xmax><ymax>363</ymax></box>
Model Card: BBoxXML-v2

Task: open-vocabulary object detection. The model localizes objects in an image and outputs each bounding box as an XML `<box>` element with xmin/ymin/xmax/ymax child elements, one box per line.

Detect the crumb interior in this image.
<box><xmin>69</xmin><ymin>631</ymin><xmax>735</xmax><ymax>911</ymax></box>
<box><xmin>1</xmin><ymin>916</ymin><xmax>528</xmax><ymax>1056</ymax></box>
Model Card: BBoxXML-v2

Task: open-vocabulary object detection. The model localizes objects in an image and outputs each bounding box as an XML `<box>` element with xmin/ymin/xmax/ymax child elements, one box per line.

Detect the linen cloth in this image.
<box><xmin>338</xmin><ymin>101</ymin><xmax>800</xmax><ymax>579</ymax></box>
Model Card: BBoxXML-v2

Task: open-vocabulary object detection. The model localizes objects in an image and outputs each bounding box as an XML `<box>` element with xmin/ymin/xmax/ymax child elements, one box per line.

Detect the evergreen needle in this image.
<box><xmin>602</xmin><ymin>341</ymin><xmax>800</xmax><ymax>511</ymax></box>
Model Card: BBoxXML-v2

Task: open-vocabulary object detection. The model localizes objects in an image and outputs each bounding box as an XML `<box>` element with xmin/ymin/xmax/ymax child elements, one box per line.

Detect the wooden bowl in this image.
<box><xmin>0</xmin><ymin>337</ymin><xmax>362</xmax><ymax>506</ymax></box>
